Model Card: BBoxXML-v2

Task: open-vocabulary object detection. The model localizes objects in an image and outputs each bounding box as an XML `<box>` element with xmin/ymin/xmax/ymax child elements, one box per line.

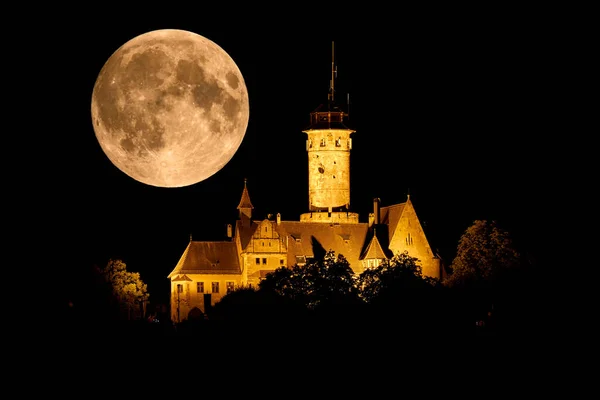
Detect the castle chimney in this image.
<box><xmin>368</xmin><ymin>213</ymin><xmax>374</xmax><ymax>227</ymax></box>
<box><xmin>227</xmin><ymin>224</ymin><xmax>232</xmax><ymax>238</ymax></box>
<box><xmin>373</xmin><ymin>198</ymin><xmax>380</xmax><ymax>225</ymax></box>
<box><xmin>276</xmin><ymin>213</ymin><xmax>281</xmax><ymax>224</ymax></box>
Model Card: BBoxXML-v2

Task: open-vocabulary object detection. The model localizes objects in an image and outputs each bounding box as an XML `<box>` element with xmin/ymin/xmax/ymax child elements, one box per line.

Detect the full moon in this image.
<box><xmin>91</xmin><ymin>29</ymin><xmax>250</xmax><ymax>187</ymax></box>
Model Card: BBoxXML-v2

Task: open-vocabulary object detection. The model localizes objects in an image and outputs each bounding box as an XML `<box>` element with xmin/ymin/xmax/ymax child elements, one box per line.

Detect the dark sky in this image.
<box><xmin>46</xmin><ymin>7</ymin><xmax>557</xmax><ymax>305</ymax></box>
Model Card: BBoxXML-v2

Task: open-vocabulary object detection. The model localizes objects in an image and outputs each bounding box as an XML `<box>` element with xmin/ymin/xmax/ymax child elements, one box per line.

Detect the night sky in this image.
<box><xmin>45</xmin><ymin>7</ymin><xmax>558</xmax><ymax>307</ymax></box>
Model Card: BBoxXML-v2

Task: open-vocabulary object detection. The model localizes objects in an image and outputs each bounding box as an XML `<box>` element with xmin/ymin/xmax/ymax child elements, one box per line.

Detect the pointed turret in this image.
<box><xmin>237</xmin><ymin>178</ymin><xmax>254</xmax><ymax>221</ymax></box>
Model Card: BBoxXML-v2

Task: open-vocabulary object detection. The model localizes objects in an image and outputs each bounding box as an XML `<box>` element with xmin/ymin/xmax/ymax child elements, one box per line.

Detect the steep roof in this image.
<box><xmin>360</xmin><ymin>230</ymin><xmax>388</xmax><ymax>260</ymax></box>
<box><xmin>237</xmin><ymin>179</ymin><xmax>254</xmax><ymax>210</ymax></box>
<box><xmin>236</xmin><ymin>219</ymin><xmax>258</xmax><ymax>250</ymax></box>
<box><xmin>274</xmin><ymin>220</ymin><xmax>369</xmax><ymax>268</ymax></box>
<box><xmin>379</xmin><ymin>202</ymin><xmax>406</xmax><ymax>244</ymax></box>
<box><xmin>168</xmin><ymin>241</ymin><xmax>241</xmax><ymax>278</ymax></box>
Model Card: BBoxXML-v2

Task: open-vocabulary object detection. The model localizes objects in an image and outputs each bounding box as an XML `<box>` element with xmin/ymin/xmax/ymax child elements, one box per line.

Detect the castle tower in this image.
<box><xmin>237</xmin><ymin>178</ymin><xmax>253</xmax><ymax>223</ymax></box>
<box><xmin>300</xmin><ymin>42</ymin><xmax>359</xmax><ymax>224</ymax></box>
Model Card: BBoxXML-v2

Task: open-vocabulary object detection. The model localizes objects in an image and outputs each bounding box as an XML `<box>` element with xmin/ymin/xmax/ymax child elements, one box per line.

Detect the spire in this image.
<box><xmin>237</xmin><ymin>178</ymin><xmax>253</xmax><ymax>220</ymax></box>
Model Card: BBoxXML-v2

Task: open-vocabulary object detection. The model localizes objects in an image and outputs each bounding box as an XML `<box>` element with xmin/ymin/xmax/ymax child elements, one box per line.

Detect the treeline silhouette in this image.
<box><xmin>63</xmin><ymin>250</ymin><xmax>543</xmax><ymax>345</ymax></box>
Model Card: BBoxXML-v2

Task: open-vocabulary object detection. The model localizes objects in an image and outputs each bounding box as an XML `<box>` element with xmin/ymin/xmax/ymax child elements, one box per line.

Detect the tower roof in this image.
<box><xmin>237</xmin><ymin>178</ymin><xmax>254</xmax><ymax>210</ymax></box>
<box><xmin>304</xmin><ymin>41</ymin><xmax>353</xmax><ymax>131</ymax></box>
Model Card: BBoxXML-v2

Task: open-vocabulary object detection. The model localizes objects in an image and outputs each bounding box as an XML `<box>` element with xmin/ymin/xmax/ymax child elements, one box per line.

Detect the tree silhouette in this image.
<box><xmin>443</xmin><ymin>220</ymin><xmax>527</xmax><ymax>333</ymax></box>
<box><xmin>259</xmin><ymin>250</ymin><xmax>360</xmax><ymax>311</ymax></box>
<box><xmin>444</xmin><ymin>220</ymin><xmax>521</xmax><ymax>290</ymax></box>
<box><xmin>356</xmin><ymin>251</ymin><xmax>448</xmax><ymax>335</ymax></box>
<box><xmin>96</xmin><ymin>258</ymin><xmax>149</xmax><ymax>321</ymax></box>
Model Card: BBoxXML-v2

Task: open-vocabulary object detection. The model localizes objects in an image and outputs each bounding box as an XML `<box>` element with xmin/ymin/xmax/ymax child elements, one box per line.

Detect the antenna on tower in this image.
<box><xmin>347</xmin><ymin>93</ymin><xmax>350</xmax><ymax>119</ymax></box>
<box><xmin>328</xmin><ymin>41</ymin><xmax>336</xmax><ymax>105</ymax></box>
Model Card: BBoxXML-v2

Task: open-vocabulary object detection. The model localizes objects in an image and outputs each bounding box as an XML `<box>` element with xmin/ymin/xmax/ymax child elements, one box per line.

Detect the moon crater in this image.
<box><xmin>91</xmin><ymin>29</ymin><xmax>249</xmax><ymax>187</ymax></box>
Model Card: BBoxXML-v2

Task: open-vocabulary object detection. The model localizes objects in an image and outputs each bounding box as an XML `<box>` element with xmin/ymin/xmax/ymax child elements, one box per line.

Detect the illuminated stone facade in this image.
<box><xmin>167</xmin><ymin>52</ymin><xmax>444</xmax><ymax>322</ymax></box>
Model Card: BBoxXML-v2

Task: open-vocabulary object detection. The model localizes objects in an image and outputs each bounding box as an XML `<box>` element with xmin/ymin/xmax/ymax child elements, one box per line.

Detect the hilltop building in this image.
<box><xmin>167</xmin><ymin>44</ymin><xmax>444</xmax><ymax>322</ymax></box>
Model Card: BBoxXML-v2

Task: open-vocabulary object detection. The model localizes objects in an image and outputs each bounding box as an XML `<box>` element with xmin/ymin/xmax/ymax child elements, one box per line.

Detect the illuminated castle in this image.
<box><xmin>167</xmin><ymin>44</ymin><xmax>444</xmax><ymax>322</ymax></box>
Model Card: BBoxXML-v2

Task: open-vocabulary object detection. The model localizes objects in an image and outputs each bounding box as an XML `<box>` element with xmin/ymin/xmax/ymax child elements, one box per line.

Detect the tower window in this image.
<box><xmin>262</xmin><ymin>258</ymin><xmax>267</xmax><ymax>265</ymax></box>
<box><xmin>320</xmin><ymin>138</ymin><xmax>326</xmax><ymax>147</ymax></box>
<box><xmin>336</xmin><ymin>138</ymin><xmax>341</xmax><ymax>147</ymax></box>
<box><xmin>255</xmin><ymin>258</ymin><xmax>260</xmax><ymax>264</ymax></box>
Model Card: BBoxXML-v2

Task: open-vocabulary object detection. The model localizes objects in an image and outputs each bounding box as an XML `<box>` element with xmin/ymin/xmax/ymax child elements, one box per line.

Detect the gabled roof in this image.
<box><xmin>274</xmin><ymin>220</ymin><xmax>370</xmax><ymax>268</ymax></box>
<box><xmin>379</xmin><ymin>202</ymin><xmax>406</xmax><ymax>244</ymax></box>
<box><xmin>168</xmin><ymin>241</ymin><xmax>241</xmax><ymax>278</ymax></box>
<box><xmin>360</xmin><ymin>232</ymin><xmax>388</xmax><ymax>260</ymax></box>
<box><xmin>236</xmin><ymin>219</ymin><xmax>258</xmax><ymax>250</ymax></box>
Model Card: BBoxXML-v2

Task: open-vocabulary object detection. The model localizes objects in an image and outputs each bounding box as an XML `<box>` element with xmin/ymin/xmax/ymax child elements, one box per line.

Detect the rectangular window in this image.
<box><xmin>226</xmin><ymin>282</ymin><xmax>235</xmax><ymax>294</ymax></box>
<box><xmin>177</xmin><ymin>284</ymin><xmax>183</xmax><ymax>293</ymax></box>
<box><xmin>256</xmin><ymin>258</ymin><xmax>260</xmax><ymax>264</ymax></box>
<box><xmin>262</xmin><ymin>258</ymin><xmax>267</xmax><ymax>265</ymax></box>
<box><xmin>197</xmin><ymin>282</ymin><xmax>204</xmax><ymax>293</ymax></box>
<box><xmin>280</xmin><ymin>259</ymin><xmax>285</xmax><ymax>265</ymax></box>
<box><xmin>212</xmin><ymin>282</ymin><xmax>219</xmax><ymax>293</ymax></box>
